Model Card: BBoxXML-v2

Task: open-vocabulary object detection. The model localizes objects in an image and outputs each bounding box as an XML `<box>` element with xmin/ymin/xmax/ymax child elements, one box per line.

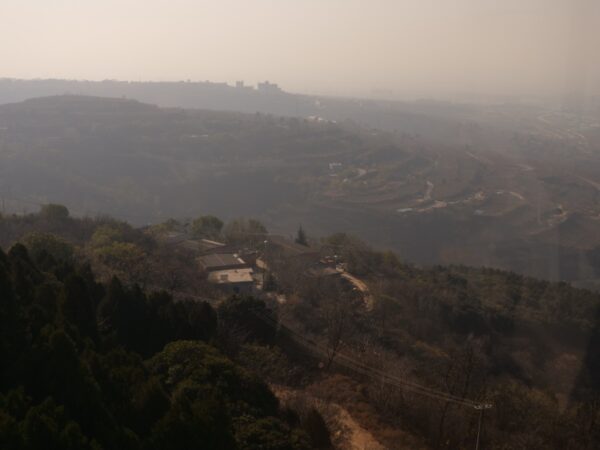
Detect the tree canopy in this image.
<box><xmin>0</xmin><ymin>244</ymin><xmax>314</xmax><ymax>449</ymax></box>
<box><xmin>191</xmin><ymin>215</ymin><xmax>224</xmax><ymax>240</ymax></box>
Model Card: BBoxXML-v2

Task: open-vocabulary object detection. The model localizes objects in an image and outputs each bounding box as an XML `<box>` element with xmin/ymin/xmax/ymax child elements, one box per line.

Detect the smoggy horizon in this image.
<box><xmin>1</xmin><ymin>0</ymin><xmax>599</xmax><ymax>100</ymax></box>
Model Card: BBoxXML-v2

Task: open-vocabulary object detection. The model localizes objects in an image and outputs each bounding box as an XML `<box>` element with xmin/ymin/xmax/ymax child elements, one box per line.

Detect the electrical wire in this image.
<box><xmin>253</xmin><ymin>310</ymin><xmax>491</xmax><ymax>409</ymax></box>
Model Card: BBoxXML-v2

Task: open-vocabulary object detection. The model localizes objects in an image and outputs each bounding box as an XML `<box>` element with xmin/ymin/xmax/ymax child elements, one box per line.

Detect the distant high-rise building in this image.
<box><xmin>257</xmin><ymin>81</ymin><xmax>282</xmax><ymax>94</ymax></box>
<box><xmin>235</xmin><ymin>80</ymin><xmax>254</xmax><ymax>92</ymax></box>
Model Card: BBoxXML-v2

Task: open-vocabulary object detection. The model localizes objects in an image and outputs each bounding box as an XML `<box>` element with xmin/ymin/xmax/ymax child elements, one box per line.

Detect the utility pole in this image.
<box><xmin>474</xmin><ymin>403</ymin><xmax>493</xmax><ymax>450</ymax></box>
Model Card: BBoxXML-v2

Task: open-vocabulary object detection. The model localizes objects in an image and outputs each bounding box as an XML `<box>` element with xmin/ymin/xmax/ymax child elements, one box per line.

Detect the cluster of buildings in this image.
<box><xmin>194</xmin><ymin>234</ymin><xmax>341</xmax><ymax>296</ymax></box>
<box><xmin>236</xmin><ymin>80</ymin><xmax>282</xmax><ymax>94</ymax></box>
<box><xmin>161</xmin><ymin>226</ymin><xmax>346</xmax><ymax>296</ymax></box>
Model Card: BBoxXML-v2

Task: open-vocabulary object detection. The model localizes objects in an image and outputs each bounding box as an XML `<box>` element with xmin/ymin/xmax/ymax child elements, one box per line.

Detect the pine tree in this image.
<box><xmin>295</xmin><ymin>226</ymin><xmax>308</xmax><ymax>247</ymax></box>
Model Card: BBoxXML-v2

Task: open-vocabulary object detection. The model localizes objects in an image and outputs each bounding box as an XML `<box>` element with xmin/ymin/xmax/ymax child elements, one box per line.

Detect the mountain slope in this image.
<box><xmin>1</xmin><ymin>95</ymin><xmax>600</xmax><ymax>284</ymax></box>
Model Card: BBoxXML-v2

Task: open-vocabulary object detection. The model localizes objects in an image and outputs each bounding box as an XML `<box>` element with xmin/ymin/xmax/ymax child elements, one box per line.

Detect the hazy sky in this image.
<box><xmin>1</xmin><ymin>0</ymin><xmax>598</xmax><ymax>98</ymax></box>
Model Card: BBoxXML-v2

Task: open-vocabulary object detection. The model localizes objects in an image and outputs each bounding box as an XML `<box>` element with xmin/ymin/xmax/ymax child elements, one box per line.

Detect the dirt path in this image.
<box><xmin>341</xmin><ymin>272</ymin><xmax>374</xmax><ymax>310</ymax></box>
<box><xmin>272</xmin><ymin>386</ymin><xmax>386</xmax><ymax>450</ymax></box>
<box><xmin>336</xmin><ymin>407</ymin><xmax>387</xmax><ymax>450</ymax></box>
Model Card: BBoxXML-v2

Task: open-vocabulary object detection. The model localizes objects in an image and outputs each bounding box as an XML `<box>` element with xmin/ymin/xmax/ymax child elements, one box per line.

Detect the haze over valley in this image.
<box><xmin>1</xmin><ymin>1</ymin><xmax>600</xmax><ymax>449</ymax></box>
<box><xmin>1</xmin><ymin>90</ymin><xmax>599</xmax><ymax>285</ymax></box>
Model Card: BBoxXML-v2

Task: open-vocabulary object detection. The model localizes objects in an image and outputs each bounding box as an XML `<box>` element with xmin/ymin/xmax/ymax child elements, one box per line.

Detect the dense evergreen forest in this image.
<box><xmin>0</xmin><ymin>240</ymin><xmax>339</xmax><ymax>449</ymax></box>
<box><xmin>1</xmin><ymin>207</ymin><xmax>599</xmax><ymax>449</ymax></box>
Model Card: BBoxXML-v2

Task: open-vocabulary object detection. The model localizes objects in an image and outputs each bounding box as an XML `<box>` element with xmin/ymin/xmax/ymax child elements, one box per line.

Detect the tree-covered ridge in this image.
<box><xmin>1</xmin><ymin>208</ymin><xmax>600</xmax><ymax>448</ymax></box>
<box><xmin>0</xmin><ymin>206</ymin><xmax>224</xmax><ymax>299</ymax></box>
<box><xmin>264</xmin><ymin>232</ymin><xmax>600</xmax><ymax>448</ymax></box>
<box><xmin>0</xmin><ymin>244</ymin><xmax>316</xmax><ymax>449</ymax></box>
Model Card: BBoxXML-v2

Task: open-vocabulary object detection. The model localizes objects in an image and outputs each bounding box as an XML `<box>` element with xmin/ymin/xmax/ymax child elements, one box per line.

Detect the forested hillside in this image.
<box><xmin>4</xmin><ymin>1</ymin><xmax>600</xmax><ymax>448</ymax></box>
<box><xmin>0</xmin><ymin>242</ymin><xmax>333</xmax><ymax>449</ymax></box>
<box><xmin>1</xmin><ymin>208</ymin><xmax>599</xmax><ymax>449</ymax></box>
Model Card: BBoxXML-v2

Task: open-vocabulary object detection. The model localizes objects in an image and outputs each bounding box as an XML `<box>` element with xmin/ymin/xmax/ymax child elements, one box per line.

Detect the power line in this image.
<box><xmin>254</xmin><ymin>310</ymin><xmax>493</xmax><ymax>449</ymax></box>
<box><xmin>254</xmin><ymin>310</ymin><xmax>491</xmax><ymax>410</ymax></box>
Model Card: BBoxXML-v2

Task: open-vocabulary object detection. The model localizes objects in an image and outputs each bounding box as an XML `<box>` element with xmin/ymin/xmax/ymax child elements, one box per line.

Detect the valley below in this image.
<box><xmin>1</xmin><ymin>94</ymin><xmax>599</xmax><ymax>285</ymax></box>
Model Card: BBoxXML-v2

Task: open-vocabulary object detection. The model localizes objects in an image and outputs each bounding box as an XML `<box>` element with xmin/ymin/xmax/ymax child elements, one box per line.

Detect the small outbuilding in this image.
<box><xmin>199</xmin><ymin>253</ymin><xmax>255</xmax><ymax>294</ymax></box>
<box><xmin>207</xmin><ymin>268</ymin><xmax>255</xmax><ymax>295</ymax></box>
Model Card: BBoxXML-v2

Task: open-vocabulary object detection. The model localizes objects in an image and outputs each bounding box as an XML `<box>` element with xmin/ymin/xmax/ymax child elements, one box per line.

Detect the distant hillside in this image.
<box><xmin>0</xmin><ymin>78</ymin><xmax>310</xmax><ymax>117</ymax></box>
<box><xmin>0</xmin><ymin>95</ymin><xmax>386</xmax><ymax>223</ymax></box>
<box><xmin>1</xmin><ymin>95</ymin><xmax>600</xmax><ymax>285</ymax></box>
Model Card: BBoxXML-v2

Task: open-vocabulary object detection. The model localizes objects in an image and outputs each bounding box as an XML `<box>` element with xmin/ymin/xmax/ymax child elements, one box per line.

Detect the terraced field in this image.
<box><xmin>1</xmin><ymin>95</ymin><xmax>600</xmax><ymax>284</ymax></box>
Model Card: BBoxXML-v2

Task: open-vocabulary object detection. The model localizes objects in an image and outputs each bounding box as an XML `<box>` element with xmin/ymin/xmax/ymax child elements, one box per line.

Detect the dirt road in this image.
<box><xmin>341</xmin><ymin>272</ymin><xmax>374</xmax><ymax>310</ymax></box>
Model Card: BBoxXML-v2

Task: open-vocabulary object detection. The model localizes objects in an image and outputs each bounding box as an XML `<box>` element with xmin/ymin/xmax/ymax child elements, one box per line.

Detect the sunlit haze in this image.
<box><xmin>1</xmin><ymin>0</ymin><xmax>598</xmax><ymax>99</ymax></box>
<box><xmin>2</xmin><ymin>2</ymin><xmax>600</xmax><ymax>449</ymax></box>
